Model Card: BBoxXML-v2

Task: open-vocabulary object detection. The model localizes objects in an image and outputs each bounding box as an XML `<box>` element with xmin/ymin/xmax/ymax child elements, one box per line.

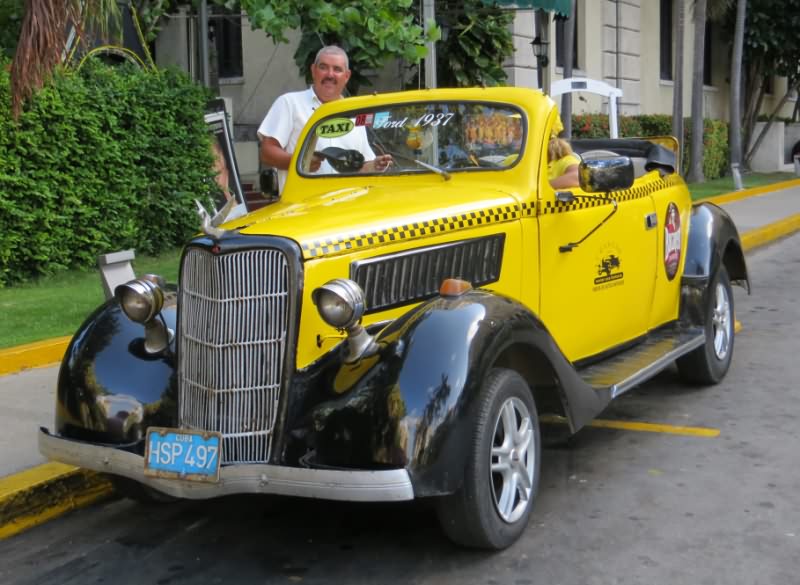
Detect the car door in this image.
<box><xmin>537</xmin><ymin>159</ymin><xmax>658</xmax><ymax>363</ymax></box>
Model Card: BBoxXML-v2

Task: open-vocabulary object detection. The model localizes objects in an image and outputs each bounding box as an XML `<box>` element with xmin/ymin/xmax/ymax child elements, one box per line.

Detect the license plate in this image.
<box><xmin>144</xmin><ymin>427</ymin><xmax>222</xmax><ymax>482</ymax></box>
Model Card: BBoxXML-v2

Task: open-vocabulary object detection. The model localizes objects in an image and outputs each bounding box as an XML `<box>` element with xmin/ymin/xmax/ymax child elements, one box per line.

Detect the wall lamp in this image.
<box><xmin>531</xmin><ymin>36</ymin><xmax>550</xmax><ymax>69</ymax></box>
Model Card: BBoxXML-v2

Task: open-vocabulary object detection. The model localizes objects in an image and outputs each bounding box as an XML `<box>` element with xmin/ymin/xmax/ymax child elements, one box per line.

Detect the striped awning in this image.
<box><xmin>487</xmin><ymin>0</ymin><xmax>572</xmax><ymax>17</ymax></box>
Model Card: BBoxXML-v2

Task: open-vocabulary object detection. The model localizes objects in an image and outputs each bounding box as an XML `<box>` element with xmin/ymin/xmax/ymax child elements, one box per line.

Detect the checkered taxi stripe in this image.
<box><xmin>539</xmin><ymin>174</ymin><xmax>680</xmax><ymax>215</ymax></box>
<box><xmin>301</xmin><ymin>204</ymin><xmax>521</xmax><ymax>259</ymax></box>
<box><xmin>300</xmin><ymin>175</ymin><xmax>679</xmax><ymax>259</ymax></box>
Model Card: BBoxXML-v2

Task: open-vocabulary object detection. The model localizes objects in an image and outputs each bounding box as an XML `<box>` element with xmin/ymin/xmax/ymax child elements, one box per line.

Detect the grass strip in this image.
<box><xmin>0</xmin><ymin>248</ymin><xmax>181</xmax><ymax>349</ymax></box>
<box><xmin>688</xmin><ymin>171</ymin><xmax>795</xmax><ymax>200</ymax></box>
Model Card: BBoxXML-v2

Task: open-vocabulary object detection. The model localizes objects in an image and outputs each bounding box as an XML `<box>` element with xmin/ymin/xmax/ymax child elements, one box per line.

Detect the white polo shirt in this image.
<box><xmin>258</xmin><ymin>87</ymin><xmax>375</xmax><ymax>194</ymax></box>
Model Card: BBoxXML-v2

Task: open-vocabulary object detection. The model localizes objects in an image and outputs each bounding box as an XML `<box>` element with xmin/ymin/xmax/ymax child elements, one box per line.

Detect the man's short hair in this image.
<box><xmin>314</xmin><ymin>45</ymin><xmax>349</xmax><ymax>71</ymax></box>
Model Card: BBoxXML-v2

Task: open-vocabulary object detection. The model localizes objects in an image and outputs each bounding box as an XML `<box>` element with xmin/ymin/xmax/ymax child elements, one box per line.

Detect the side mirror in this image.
<box><xmin>260</xmin><ymin>168</ymin><xmax>279</xmax><ymax>198</ymax></box>
<box><xmin>578</xmin><ymin>156</ymin><xmax>634</xmax><ymax>193</ymax></box>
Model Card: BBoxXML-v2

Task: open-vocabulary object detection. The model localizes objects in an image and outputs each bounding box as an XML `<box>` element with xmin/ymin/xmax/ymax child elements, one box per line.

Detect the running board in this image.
<box><xmin>579</xmin><ymin>325</ymin><xmax>705</xmax><ymax>400</ymax></box>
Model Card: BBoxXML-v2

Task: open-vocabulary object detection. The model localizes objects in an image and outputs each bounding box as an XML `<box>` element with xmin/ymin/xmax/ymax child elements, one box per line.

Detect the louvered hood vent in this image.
<box><xmin>351</xmin><ymin>234</ymin><xmax>505</xmax><ymax>313</ymax></box>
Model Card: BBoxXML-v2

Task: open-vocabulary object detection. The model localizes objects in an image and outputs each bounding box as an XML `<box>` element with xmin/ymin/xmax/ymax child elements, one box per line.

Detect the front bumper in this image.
<box><xmin>39</xmin><ymin>428</ymin><xmax>414</xmax><ymax>502</ymax></box>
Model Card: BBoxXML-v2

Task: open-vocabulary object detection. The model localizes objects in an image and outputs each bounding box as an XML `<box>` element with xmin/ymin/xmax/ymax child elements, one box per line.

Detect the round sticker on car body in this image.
<box><xmin>316</xmin><ymin>118</ymin><xmax>355</xmax><ymax>138</ymax></box>
<box><xmin>664</xmin><ymin>202</ymin><xmax>681</xmax><ymax>280</ymax></box>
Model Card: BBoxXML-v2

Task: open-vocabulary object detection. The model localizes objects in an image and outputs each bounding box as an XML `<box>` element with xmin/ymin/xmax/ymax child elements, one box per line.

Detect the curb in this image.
<box><xmin>0</xmin><ymin>336</ymin><xmax>71</xmax><ymax>377</ymax></box>
<box><xmin>741</xmin><ymin>212</ymin><xmax>800</xmax><ymax>252</ymax></box>
<box><xmin>704</xmin><ymin>177</ymin><xmax>800</xmax><ymax>206</ymax></box>
<box><xmin>0</xmin><ymin>462</ymin><xmax>114</xmax><ymax>540</ymax></box>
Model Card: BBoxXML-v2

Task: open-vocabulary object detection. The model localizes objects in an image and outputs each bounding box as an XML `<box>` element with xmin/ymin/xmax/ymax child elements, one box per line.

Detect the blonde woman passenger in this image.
<box><xmin>548</xmin><ymin>136</ymin><xmax>581</xmax><ymax>189</ymax></box>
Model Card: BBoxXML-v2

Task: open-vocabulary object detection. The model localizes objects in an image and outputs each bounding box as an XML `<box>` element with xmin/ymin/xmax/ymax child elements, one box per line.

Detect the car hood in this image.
<box><xmin>225</xmin><ymin>181</ymin><xmax>520</xmax><ymax>260</ymax></box>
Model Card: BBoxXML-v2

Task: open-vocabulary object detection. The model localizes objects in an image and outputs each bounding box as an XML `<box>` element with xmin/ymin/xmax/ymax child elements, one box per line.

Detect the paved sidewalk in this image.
<box><xmin>718</xmin><ymin>184</ymin><xmax>800</xmax><ymax>234</ymax></box>
<box><xmin>1</xmin><ymin>179</ymin><xmax>799</xmax><ymax>539</ymax></box>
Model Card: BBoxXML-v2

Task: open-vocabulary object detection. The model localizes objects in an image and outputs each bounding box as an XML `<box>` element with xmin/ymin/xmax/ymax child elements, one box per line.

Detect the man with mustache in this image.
<box><xmin>258</xmin><ymin>45</ymin><xmax>392</xmax><ymax>195</ymax></box>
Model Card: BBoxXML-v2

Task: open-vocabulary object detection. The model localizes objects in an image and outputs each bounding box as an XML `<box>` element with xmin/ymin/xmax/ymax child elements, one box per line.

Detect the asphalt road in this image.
<box><xmin>1</xmin><ymin>233</ymin><xmax>798</xmax><ymax>585</ymax></box>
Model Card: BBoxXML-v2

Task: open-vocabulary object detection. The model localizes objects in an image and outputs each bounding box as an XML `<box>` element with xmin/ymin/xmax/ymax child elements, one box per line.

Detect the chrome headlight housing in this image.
<box><xmin>312</xmin><ymin>278</ymin><xmax>365</xmax><ymax>330</ymax></box>
<box><xmin>115</xmin><ymin>276</ymin><xmax>164</xmax><ymax>324</ymax></box>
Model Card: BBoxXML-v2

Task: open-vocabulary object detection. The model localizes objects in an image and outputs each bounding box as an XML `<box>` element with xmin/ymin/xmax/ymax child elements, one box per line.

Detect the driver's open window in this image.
<box><xmin>298</xmin><ymin>101</ymin><xmax>526</xmax><ymax>177</ymax></box>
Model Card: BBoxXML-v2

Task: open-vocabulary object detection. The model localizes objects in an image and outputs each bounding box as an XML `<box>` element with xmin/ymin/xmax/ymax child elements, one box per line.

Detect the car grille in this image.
<box><xmin>178</xmin><ymin>247</ymin><xmax>290</xmax><ymax>464</ymax></box>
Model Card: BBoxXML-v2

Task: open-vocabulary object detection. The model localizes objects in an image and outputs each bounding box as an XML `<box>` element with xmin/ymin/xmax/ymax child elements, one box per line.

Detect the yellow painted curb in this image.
<box><xmin>0</xmin><ymin>462</ymin><xmax>114</xmax><ymax>540</ymax></box>
<box><xmin>741</xmin><ymin>212</ymin><xmax>800</xmax><ymax>252</ymax></box>
<box><xmin>706</xmin><ymin>178</ymin><xmax>800</xmax><ymax>206</ymax></box>
<box><xmin>0</xmin><ymin>336</ymin><xmax>71</xmax><ymax>376</ymax></box>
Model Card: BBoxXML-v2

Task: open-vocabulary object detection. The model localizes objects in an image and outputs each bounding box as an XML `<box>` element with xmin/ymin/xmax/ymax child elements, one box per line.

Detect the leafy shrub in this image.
<box><xmin>0</xmin><ymin>60</ymin><xmax>216</xmax><ymax>287</ymax></box>
<box><xmin>571</xmin><ymin>112</ymin><xmax>729</xmax><ymax>180</ymax></box>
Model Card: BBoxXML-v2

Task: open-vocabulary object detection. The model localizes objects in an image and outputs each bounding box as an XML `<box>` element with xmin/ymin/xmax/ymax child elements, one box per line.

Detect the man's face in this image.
<box><xmin>311</xmin><ymin>53</ymin><xmax>351</xmax><ymax>103</ymax></box>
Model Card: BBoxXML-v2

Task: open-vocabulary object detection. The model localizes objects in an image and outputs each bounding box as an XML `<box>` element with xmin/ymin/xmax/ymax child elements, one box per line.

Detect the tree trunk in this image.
<box><xmin>742</xmin><ymin>60</ymin><xmax>766</xmax><ymax>158</ymax></box>
<box><xmin>688</xmin><ymin>0</ymin><xmax>707</xmax><ymax>183</ymax></box>
<box><xmin>745</xmin><ymin>85</ymin><xmax>796</xmax><ymax>166</ymax></box>
<box><xmin>672</xmin><ymin>0</ymin><xmax>685</xmax><ymax>163</ymax></box>
<box><xmin>728</xmin><ymin>0</ymin><xmax>746</xmax><ymax>169</ymax></box>
<box><xmin>561</xmin><ymin>0</ymin><xmax>576</xmax><ymax>138</ymax></box>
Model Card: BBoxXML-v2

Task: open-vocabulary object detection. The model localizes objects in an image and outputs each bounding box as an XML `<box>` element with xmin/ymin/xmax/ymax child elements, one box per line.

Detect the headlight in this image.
<box><xmin>115</xmin><ymin>277</ymin><xmax>164</xmax><ymax>323</ymax></box>
<box><xmin>312</xmin><ymin>278</ymin><xmax>365</xmax><ymax>329</ymax></box>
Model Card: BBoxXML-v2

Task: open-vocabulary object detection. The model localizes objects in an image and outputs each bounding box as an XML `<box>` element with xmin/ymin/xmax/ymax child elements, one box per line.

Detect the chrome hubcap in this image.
<box><xmin>711</xmin><ymin>281</ymin><xmax>732</xmax><ymax>360</ymax></box>
<box><xmin>490</xmin><ymin>397</ymin><xmax>535</xmax><ymax>523</ymax></box>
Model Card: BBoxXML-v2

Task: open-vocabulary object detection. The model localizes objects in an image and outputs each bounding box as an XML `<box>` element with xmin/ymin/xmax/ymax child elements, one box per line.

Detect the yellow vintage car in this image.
<box><xmin>40</xmin><ymin>87</ymin><xmax>749</xmax><ymax>549</ymax></box>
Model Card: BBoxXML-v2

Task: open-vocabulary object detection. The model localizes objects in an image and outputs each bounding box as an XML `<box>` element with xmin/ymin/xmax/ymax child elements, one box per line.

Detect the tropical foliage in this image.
<box><xmin>242</xmin><ymin>0</ymin><xmax>434</xmax><ymax>92</ymax></box>
<box><xmin>427</xmin><ymin>0</ymin><xmax>514</xmax><ymax>88</ymax></box>
<box><xmin>0</xmin><ymin>61</ymin><xmax>216</xmax><ymax>287</ymax></box>
<box><xmin>0</xmin><ymin>0</ymin><xmax>24</xmax><ymax>57</ymax></box>
<box><xmin>571</xmin><ymin>112</ymin><xmax>729</xmax><ymax>180</ymax></box>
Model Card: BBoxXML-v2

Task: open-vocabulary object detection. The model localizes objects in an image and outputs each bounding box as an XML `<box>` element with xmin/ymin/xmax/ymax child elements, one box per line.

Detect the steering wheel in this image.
<box><xmin>316</xmin><ymin>147</ymin><xmax>365</xmax><ymax>173</ymax></box>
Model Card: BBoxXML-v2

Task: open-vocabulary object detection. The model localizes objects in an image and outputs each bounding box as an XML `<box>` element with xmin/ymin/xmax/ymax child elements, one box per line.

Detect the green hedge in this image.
<box><xmin>0</xmin><ymin>61</ymin><xmax>216</xmax><ymax>287</ymax></box>
<box><xmin>571</xmin><ymin>113</ymin><xmax>729</xmax><ymax>180</ymax></box>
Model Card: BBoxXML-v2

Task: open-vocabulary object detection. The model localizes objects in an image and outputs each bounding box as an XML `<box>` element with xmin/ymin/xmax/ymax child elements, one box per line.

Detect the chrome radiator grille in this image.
<box><xmin>178</xmin><ymin>247</ymin><xmax>290</xmax><ymax>464</ymax></box>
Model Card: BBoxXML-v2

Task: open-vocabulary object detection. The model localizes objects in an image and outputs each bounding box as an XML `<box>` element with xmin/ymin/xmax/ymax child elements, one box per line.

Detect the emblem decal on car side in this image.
<box><xmin>664</xmin><ymin>202</ymin><xmax>682</xmax><ymax>280</ymax></box>
<box><xmin>593</xmin><ymin>245</ymin><xmax>624</xmax><ymax>290</ymax></box>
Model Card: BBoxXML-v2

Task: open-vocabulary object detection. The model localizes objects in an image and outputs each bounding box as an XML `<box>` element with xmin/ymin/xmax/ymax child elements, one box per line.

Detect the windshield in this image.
<box><xmin>297</xmin><ymin>101</ymin><xmax>525</xmax><ymax>177</ymax></box>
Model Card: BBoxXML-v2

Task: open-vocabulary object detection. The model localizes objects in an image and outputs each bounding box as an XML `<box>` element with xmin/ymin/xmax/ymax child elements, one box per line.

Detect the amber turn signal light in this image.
<box><xmin>439</xmin><ymin>278</ymin><xmax>472</xmax><ymax>297</ymax></box>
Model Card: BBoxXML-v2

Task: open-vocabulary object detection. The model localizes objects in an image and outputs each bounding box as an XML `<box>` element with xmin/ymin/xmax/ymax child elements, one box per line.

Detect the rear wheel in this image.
<box><xmin>436</xmin><ymin>368</ymin><xmax>540</xmax><ymax>549</ymax></box>
<box><xmin>678</xmin><ymin>265</ymin><xmax>735</xmax><ymax>384</ymax></box>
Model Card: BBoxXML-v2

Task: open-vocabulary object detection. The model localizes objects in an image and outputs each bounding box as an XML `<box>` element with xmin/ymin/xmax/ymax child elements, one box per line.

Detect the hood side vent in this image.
<box><xmin>351</xmin><ymin>234</ymin><xmax>505</xmax><ymax>314</ymax></box>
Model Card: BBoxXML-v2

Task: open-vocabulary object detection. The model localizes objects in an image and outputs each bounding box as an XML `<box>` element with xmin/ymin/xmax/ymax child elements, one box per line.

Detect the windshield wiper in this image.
<box><xmin>413</xmin><ymin>159</ymin><xmax>451</xmax><ymax>181</ymax></box>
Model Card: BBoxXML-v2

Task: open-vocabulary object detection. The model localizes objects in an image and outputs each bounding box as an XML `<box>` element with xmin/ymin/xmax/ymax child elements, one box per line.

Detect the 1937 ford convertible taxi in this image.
<box><xmin>39</xmin><ymin>87</ymin><xmax>749</xmax><ymax>549</ymax></box>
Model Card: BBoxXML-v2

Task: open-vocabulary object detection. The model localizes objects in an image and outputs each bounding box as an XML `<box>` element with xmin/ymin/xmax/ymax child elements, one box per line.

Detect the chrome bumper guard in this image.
<box><xmin>39</xmin><ymin>428</ymin><xmax>414</xmax><ymax>502</ymax></box>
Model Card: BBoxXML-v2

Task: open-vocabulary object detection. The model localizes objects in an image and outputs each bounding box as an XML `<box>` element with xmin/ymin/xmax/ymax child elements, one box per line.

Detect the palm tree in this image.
<box><xmin>10</xmin><ymin>0</ymin><xmax>119</xmax><ymax>117</ymax></box>
<box><xmin>560</xmin><ymin>0</ymin><xmax>576</xmax><ymax>138</ymax></box>
<box><xmin>671</xmin><ymin>0</ymin><xmax>685</xmax><ymax>162</ymax></box>
<box><xmin>688</xmin><ymin>0</ymin><xmax>707</xmax><ymax>183</ymax></box>
<box><xmin>728</xmin><ymin>0</ymin><xmax>746</xmax><ymax>170</ymax></box>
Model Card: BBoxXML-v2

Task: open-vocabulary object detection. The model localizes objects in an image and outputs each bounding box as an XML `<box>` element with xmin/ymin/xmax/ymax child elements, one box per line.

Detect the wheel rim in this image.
<box><xmin>490</xmin><ymin>397</ymin><xmax>535</xmax><ymax>524</ymax></box>
<box><xmin>711</xmin><ymin>281</ymin><xmax>732</xmax><ymax>360</ymax></box>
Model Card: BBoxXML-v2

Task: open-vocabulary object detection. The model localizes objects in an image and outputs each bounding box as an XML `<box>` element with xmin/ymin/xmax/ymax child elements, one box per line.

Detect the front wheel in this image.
<box><xmin>436</xmin><ymin>368</ymin><xmax>540</xmax><ymax>549</ymax></box>
<box><xmin>677</xmin><ymin>265</ymin><xmax>735</xmax><ymax>384</ymax></box>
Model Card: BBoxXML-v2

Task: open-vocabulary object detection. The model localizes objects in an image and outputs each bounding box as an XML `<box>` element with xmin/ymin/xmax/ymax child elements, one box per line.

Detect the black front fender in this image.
<box><xmin>683</xmin><ymin>202</ymin><xmax>750</xmax><ymax>290</ymax></box>
<box><xmin>56</xmin><ymin>296</ymin><xmax>178</xmax><ymax>445</ymax></box>
<box><xmin>681</xmin><ymin>202</ymin><xmax>750</xmax><ymax>325</ymax></box>
<box><xmin>309</xmin><ymin>290</ymin><xmax>604</xmax><ymax>497</ymax></box>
